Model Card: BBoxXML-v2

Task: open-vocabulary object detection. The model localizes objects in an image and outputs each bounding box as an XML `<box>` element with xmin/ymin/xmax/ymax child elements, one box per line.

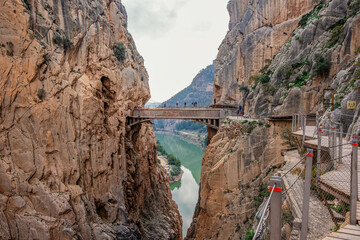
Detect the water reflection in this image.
<box><xmin>156</xmin><ymin>133</ymin><xmax>203</xmax><ymax>184</ymax></box>
<box><xmin>156</xmin><ymin>133</ymin><xmax>204</xmax><ymax>237</ymax></box>
<box><xmin>170</xmin><ymin>167</ymin><xmax>199</xmax><ymax>235</ymax></box>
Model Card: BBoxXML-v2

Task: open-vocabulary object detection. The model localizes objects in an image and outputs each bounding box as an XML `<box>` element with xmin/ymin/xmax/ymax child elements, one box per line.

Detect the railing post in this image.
<box><xmin>295</xmin><ymin>114</ymin><xmax>298</xmax><ymax>131</ymax></box>
<box><xmin>300</xmin><ymin>149</ymin><xmax>313</xmax><ymax>240</ymax></box>
<box><xmin>333</xmin><ymin>124</ymin><xmax>337</xmax><ymax>165</ymax></box>
<box><xmin>298</xmin><ymin>114</ymin><xmax>301</xmax><ymax>131</ymax></box>
<box><xmin>269</xmin><ymin>176</ymin><xmax>283</xmax><ymax>240</ymax></box>
<box><xmin>302</xmin><ymin>115</ymin><xmax>306</xmax><ymax>148</ymax></box>
<box><xmin>292</xmin><ymin>114</ymin><xmax>294</xmax><ymax>133</ymax></box>
<box><xmin>339</xmin><ymin>124</ymin><xmax>343</xmax><ymax>164</ymax></box>
<box><xmin>316</xmin><ymin>112</ymin><xmax>319</xmax><ymax>133</ymax></box>
<box><xmin>350</xmin><ymin>134</ymin><xmax>358</xmax><ymax>225</ymax></box>
<box><xmin>316</xmin><ymin>129</ymin><xmax>322</xmax><ymax>187</ymax></box>
<box><xmin>328</xmin><ymin>124</ymin><xmax>334</xmax><ymax>169</ymax></box>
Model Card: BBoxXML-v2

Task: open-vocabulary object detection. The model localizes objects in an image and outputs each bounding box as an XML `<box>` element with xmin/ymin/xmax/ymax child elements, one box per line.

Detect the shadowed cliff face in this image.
<box><xmin>215</xmin><ymin>0</ymin><xmax>360</xmax><ymax>121</ymax></box>
<box><xmin>0</xmin><ymin>0</ymin><xmax>181</xmax><ymax>239</ymax></box>
<box><xmin>214</xmin><ymin>0</ymin><xmax>315</xmax><ymax>106</ymax></box>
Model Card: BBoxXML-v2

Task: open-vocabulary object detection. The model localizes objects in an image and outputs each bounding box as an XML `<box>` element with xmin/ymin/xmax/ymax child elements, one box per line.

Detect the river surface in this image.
<box><xmin>155</xmin><ymin>133</ymin><xmax>204</xmax><ymax>237</ymax></box>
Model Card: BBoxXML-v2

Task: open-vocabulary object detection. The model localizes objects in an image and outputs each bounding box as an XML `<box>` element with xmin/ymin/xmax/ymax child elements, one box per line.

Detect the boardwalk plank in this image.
<box><xmin>328</xmin><ymin>232</ymin><xmax>360</xmax><ymax>240</ymax></box>
<box><xmin>337</xmin><ymin>229</ymin><xmax>360</xmax><ymax>235</ymax></box>
<box><xmin>343</xmin><ymin>225</ymin><xmax>360</xmax><ymax>232</ymax></box>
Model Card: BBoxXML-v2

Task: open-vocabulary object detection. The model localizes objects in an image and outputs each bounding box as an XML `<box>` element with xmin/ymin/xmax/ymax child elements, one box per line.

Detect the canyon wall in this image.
<box><xmin>213</xmin><ymin>0</ymin><xmax>315</xmax><ymax>106</ymax></box>
<box><xmin>0</xmin><ymin>0</ymin><xmax>181</xmax><ymax>239</ymax></box>
<box><xmin>214</xmin><ymin>0</ymin><xmax>360</xmax><ymax>124</ymax></box>
<box><xmin>188</xmin><ymin>0</ymin><xmax>360</xmax><ymax>239</ymax></box>
<box><xmin>186</xmin><ymin>121</ymin><xmax>285</xmax><ymax>239</ymax></box>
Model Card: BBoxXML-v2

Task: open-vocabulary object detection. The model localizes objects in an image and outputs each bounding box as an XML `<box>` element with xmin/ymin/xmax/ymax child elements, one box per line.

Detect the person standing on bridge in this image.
<box><xmin>195</xmin><ymin>101</ymin><xmax>197</xmax><ymax>107</ymax></box>
<box><xmin>176</xmin><ymin>102</ymin><xmax>179</xmax><ymax>108</ymax></box>
<box><xmin>184</xmin><ymin>102</ymin><xmax>186</xmax><ymax>108</ymax></box>
<box><xmin>214</xmin><ymin>98</ymin><xmax>216</xmax><ymax>104</ymax></box>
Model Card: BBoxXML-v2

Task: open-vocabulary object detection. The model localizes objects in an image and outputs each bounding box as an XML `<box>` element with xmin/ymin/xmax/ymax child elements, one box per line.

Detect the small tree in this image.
<box><xmin>114</xmin><ymin>42</ymin><xmax>126</xmax><ymax>62</ymax></box>
<box><xmin>313</xmin><ymin>54</ymin><xmax>332</xmax><ymax>78</ymax></box>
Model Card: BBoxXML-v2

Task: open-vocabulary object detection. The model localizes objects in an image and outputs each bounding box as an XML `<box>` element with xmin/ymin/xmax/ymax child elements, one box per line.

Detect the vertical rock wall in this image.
<box><xmin>0</xmin><ymin>0</ymin><xmax>181</xmax><ymax>239</ymax></box>
<box><xmin>186</xmin><ymin>122</ymin><xmax>284</xmax><ymax>239</ymax></box>
<box><xmin>214</xmin><ymin>0</ymin><xmax>315</xmax><ymax>106</ymax></box>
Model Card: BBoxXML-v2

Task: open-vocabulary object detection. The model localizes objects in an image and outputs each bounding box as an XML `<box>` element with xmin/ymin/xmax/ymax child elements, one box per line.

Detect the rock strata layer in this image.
<box><xmin>0</xmin><ymin>0</ymin><xmax>181</xmax><ymax>239</ymax></box>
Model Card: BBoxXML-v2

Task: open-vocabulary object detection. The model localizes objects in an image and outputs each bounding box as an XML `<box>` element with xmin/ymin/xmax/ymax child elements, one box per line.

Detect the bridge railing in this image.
<box><xmin>253</xmin><ymin>134</ymin><xmax>358</xmax><ymax>240</ymax></box>
<box><xmin>151</xmin><ymin>104</ymin><xmax>211</xmax><ymax>109</ymax></box>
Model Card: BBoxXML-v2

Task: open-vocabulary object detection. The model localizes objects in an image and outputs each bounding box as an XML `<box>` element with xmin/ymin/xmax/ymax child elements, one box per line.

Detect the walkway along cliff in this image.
<box><xmin>0</xmin><ymin>1</ymin><xmax>181</xmax><ymax>239</ymax></box>
<box><xmin>186</xmin><ymin>0</ymin><xmax>360</xmax><ymax>239</ymax></box>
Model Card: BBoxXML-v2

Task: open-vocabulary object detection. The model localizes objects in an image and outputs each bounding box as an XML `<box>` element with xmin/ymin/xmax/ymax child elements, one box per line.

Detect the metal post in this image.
<box><xmin>292</xmin><ymin>114</ymin><xmax>294</xmax><ymax>133</ymax></box>
<box><xmin>328</xmin><ymin>125</ymin><xmax>334</xmax><ymax>168</ymax></box>
<box><xmin>269</xmin><ymin>176</ymin><xmax>283</xmax><ymax>240</ymax></box>
<box><xmin>333</xmin><ymin>125</ymin><xmax>337</xmax><ymax>165</ymax></box>
<box><xmin>316</xmin><ymin>112</ymin><xmax>319</xmax><ymax>133</ymax></box>
<box><xmin>302</xmin><ymin>116</ymin><xmax>306</xmax><ymax>148</ymax></box>
<box><xmin>350</xmin><ymin>134</ymin><xmax>358</xmax><ymax>225</ymax></box>
<box><xmin>295</xmin><ymin>114</ymin><xmax>298</xmax><ymax>131</ymax></box>
<box><xmin>298</xmin><ymin>114</ymin><xmax>301</xmax><ymax>130</ymax></box>
<box><xmin>339</xmin><ymin>124</ymin><xmax>343</xmax><ymax>164</ymax></box>
<box><xmin>301</xmin><ymin>149</ymin><xmax>314</xmax><ymax>240</ymax></box>
<box><xmin>316</xmin><ymin>129</ymin><xmax>322</xmax><ymax>187</ymax></box>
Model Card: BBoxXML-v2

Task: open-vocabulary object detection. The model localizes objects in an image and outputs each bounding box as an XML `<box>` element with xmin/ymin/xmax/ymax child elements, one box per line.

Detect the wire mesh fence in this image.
<box><xmin>250</xmin><ymin>113</ymin><xmax>358</xmax><ymax>240</ymax></box>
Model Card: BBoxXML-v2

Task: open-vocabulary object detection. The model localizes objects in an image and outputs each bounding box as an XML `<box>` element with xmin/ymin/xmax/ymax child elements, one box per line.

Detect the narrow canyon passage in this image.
<box><xmin>156</xmin><ymin>133</ymin><xmax>204</xmax><ymax>236</ymax></box>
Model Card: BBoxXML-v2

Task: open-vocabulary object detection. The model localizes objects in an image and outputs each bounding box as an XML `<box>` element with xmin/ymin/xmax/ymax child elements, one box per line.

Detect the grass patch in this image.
<box><xmin>244</xmin><ymin>229</ymin><xmax>255</xmax><ymax>240</ymax></box>
<box><xmin>298</xmin><ymin>1</ymin><xmax>324</xmax><ymax>28</ymax></box>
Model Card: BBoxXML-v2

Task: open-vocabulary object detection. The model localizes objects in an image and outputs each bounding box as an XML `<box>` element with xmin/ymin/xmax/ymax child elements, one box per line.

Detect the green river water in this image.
<box><xmin>155</xmin><ymin>133</ymin><xmax>204</xmax><ymax>237</ymax></box>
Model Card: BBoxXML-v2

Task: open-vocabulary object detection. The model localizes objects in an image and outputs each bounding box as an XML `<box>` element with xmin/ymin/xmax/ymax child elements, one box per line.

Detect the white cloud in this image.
<box><xmin>122</xmin><ymin>0</ymin><xmax>229</xmax><ymax>102</ymax></box>
<box><xmin>124</xmin><ymin>0</ymin><xmax>190</xmax><ymax>37</ymax></box>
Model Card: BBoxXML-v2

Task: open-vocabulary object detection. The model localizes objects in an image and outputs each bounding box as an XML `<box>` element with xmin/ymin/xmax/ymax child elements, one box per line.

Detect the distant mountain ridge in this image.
<box><xmin>161</xmin><ymin>60</ymin><xmax>215</xmax><ymax>107</ymax></box>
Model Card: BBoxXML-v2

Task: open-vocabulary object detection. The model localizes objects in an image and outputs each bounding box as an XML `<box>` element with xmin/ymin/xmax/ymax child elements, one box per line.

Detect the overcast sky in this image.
<box><xmin>122</xmin><ymin>0</ymin><xmax>229</xmax><ymax>102</ymax></box>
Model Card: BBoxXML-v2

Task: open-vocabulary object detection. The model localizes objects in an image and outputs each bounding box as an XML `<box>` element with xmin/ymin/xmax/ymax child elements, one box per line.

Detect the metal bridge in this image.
<box><xmin>126</xmin><ymin>108</ymin><xmax>230</xmax><ymax>129</ymax></box>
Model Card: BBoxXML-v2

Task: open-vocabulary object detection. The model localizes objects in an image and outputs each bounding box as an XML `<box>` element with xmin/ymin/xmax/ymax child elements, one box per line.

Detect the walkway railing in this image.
<box><xmin>252</xmin><ymin>114</ymin><xmax>358</xmax><ymax>239</ymax></box>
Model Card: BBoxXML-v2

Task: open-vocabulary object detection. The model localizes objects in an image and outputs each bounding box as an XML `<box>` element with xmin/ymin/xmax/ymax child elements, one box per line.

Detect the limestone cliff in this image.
<box><xmin>186</xmin><ymin>121</ymin><xmax>284</xmax><ymax>239</ymax></box>
<box><xmin>213</xmin><ymin>0</ymin><xmax>315</xmax><ymax>106</ymax></box>
<box><xmin>214</xmin><ymin>0</ymin><xmax>360</xmax><ymax>122</ymax></box>
<box><xmin>188</xmin><ymin>0</ymin><xmax>360</xmax><ymax>239</ymax></box>
<box><xmin>0</xmin><ymin>0</ymin><xmax>181</xmax><ymax>239</ymax></box>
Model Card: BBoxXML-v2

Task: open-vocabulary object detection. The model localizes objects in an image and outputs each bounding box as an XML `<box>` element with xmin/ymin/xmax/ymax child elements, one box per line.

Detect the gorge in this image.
<box><xmin>1</xmin><ymin>0</ymin><xmax>360</xmax><ymax>240</ymax></box>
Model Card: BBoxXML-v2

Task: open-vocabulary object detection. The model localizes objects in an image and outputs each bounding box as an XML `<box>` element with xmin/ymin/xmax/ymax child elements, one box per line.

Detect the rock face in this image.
<box><xmin>186</xmin><ymin>121</ymin><xmax>285</xmax><ymax>239</ymax></box>
<box><xmin>214</xmin><ymin>0</ymin><xmax>315</xmax><ymax>106</ymax></box>
<box><xmin>214</xmin><ymin>0</ymin><xmax>360</xmax><ymax>122</ymax></box>
<box><xmin>0</xmin><ymin>0</ymin><xmax>181</xmax><ymax>239</ymax></box>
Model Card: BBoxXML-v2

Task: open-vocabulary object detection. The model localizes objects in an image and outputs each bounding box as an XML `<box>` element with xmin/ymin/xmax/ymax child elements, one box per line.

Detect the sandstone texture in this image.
<box><xmin>186</xmin><ymin>121</ymin><xmax>284</xmax><ymax>239</ymax></box>
<box><xmin>0</xmin><ymin>0</ymin><xmax>181</xmax><ymax>239</ymax></box>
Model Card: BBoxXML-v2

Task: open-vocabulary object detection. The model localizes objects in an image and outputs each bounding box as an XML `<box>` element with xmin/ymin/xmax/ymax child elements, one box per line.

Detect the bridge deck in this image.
<box><xmin>130</xmin><ymin>108</ymin><xmax>225</xmax><ymax>119</ymax></box>
<box><xmin>127</xmin><ymin>108</ymin><xmax>230</xmax><ymax>129</ymax></box>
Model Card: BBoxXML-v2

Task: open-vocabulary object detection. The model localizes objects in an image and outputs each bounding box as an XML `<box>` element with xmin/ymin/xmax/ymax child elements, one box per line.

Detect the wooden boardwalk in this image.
<box><xmin>293</xmin><ymin>125</ymin><xmax>360</xmax><ymax>224</ymax></box>
<box><xmin>323</xmin><ymin>224</ymin><xmax>360</xmax><ymax>240</ymax></box>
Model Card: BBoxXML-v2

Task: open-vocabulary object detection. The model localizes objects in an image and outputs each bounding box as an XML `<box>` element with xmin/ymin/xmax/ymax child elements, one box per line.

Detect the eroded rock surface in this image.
<box><xmin>0</xmin><ymin>0</ymin><xmax>181</xmax><ymax>239</ymax></box>
<box><xmin>186</xmin><ymin>121</ymin><xmax>284</xmax><ymax>239</ymax></box>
